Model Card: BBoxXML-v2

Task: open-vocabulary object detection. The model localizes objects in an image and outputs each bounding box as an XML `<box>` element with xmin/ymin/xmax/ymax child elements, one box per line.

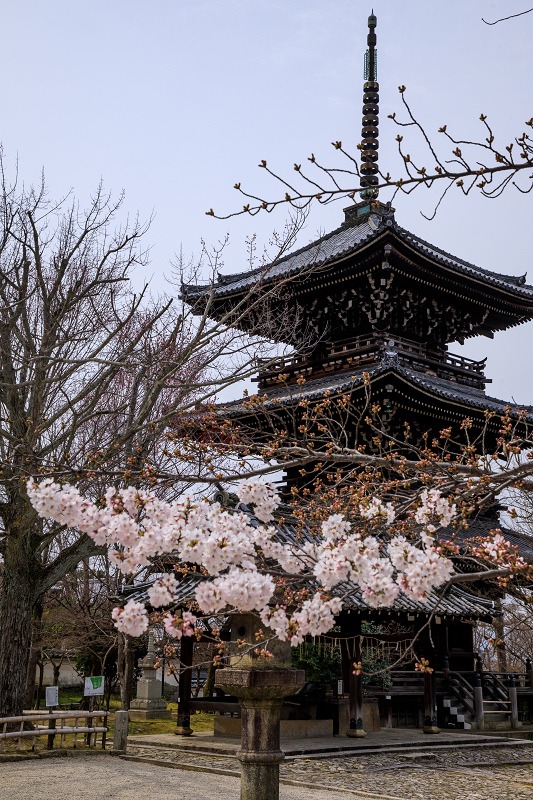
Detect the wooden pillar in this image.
<box><xmin>174</xmin><ymin>635</ymin><xmax>194</xmax><ymax>735</ymax></box>
<box><xmin>347</xmin><ymin>632</ymin><xmax>366</xmax><ymax>738</ymax></box>
<box><xmin>474</xmin><ymin>673</ymin><xmax>484</xmax><ymax>730</ymax></box>
<box><xmin>526</xmin><ymin>657</ymin><xmax>533</xmax><ymax>689</ymax></box>
<box><xmin>423</xmin><ymin>669</ymin><xmax>440</xmax><ymax>734</ymax></box>
<box><xmin>384</xmin><ymin>698</ymin><xmax>393</xmax><ymax>729</ymax></box>
<box><xmin>509</xmin><ymin>675</ymin><xmax>519</xmax><ymax>730</ymax></box>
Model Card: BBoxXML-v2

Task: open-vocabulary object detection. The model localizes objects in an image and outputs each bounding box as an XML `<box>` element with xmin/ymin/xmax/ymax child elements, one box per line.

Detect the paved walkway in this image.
<box><xmin>123</xmin><ymin>729</ymin><xmax>533</xmax><ymax>800</ymax></box>
<box><xmin>127</xmin><ymin>727</ymin><xmax>528</xmax><ymax>755</ymax></box>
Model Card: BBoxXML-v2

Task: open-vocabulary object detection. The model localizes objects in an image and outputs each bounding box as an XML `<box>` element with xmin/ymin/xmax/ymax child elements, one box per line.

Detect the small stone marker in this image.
<box><xmin>113</xmin><ymin>710</ymin><xmax>129</xmax><ymax>752</ymax></box>
<box><xmin>130</xmin><ymin>631</ymin><xmax>171</xmax><ymax>719</ymax></box>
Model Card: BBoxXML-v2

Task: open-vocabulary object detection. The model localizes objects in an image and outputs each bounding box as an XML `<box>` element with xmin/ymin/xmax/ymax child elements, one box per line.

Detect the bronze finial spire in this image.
<box><xmin>360</xmin><ymin>12</ymin><xmax>379</xmax><ymax>199</ymax></box>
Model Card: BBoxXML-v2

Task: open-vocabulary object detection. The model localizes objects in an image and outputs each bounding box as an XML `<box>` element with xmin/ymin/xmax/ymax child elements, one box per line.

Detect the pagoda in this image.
<box><xmin>177</xmin><ymin>14</ymin><xmax>533</xmax><ymax>734</ymax></box>
<box><xmin>185</xmin><ymin>13</ymin><xmax>533</xmax><ymax>495</ymax></box>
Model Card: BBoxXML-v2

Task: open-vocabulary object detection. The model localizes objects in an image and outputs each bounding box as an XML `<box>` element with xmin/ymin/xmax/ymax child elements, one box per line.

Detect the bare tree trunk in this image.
<box><xmin>0</xmin><ymin>538</ymin><xmax>38</xmax><ymax>717</ymax></box>
<box><xmin>117</xmin><ymin>631</ymin><xmax>125</xmax><ymax>699</ymax></box>
<box><xmin>124</xmin><ymin>636</ymin><xmax>135</xmax><ymax>709</ymax></box>
<box><xmin>494</xmin><ymin>600</ymin><xmax>508</xmax><ymax>673</ymax></box>
<box><xmin>23</xmin><ymin>601</ymin><xmax>43</xmax><ymax>709</ymax></box>
<box><xmin>52</xmin><ymin>658</ymin><xmax>63</xmax><ymax>686</ymax></box>
<box><xmin>118</xmin><ymin>633</ymin><xmax>135</xmax><ymax>710</ymax></box>
<box><xmin>36</xmin><ymin>660</ymin><xmax>44</xmax><ymax>709</ymax></box>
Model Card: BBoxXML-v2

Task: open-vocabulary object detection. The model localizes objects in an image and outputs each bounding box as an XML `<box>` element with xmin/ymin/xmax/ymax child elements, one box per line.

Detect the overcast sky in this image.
<box><xmin>2</xmin><ymin>0</ymin><xmax>532</xmax><ymax>403</ymax></box>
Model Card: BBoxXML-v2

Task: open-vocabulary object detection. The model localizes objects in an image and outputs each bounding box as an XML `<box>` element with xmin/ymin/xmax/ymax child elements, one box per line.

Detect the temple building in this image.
<box><xmin>155</xmin><ymin>13</ymin><xmax>533</xmax><ymax>734</ymax></box>
<box><xmin>184</xmin><ymin>21</ymin><xmax>533</xmax><ymax>493</ymax></box>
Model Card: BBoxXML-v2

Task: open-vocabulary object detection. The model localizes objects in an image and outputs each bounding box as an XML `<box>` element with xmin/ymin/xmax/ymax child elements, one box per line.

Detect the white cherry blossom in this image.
<box><xmin>27</xmin><ymin>478</ymin><xmax>458</xmax><ymax>640</ymax></box>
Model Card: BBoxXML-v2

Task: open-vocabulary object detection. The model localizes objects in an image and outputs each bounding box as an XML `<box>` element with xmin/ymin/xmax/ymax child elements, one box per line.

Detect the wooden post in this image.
<box><xmin>174</xmin><ymin>635</ymin><xmax>193</xmax><ymax>735</ymax></box>
<box><xmin>474</xmin><ymin>672</ymin><xmax>484</xmax><ymax>730</ymax></box>
<box><xmin>509</xmin><ymin>675</ymin><xmax>519</xmax><ymax>730</ymax></box>
<box><xmin>101</xmin><ymin>711</ymin><xmax>107</xmax><ymax>750</ymax></box>
<box><xmin>384</xmin><ymin>696</ymin><xmax>393</xmax><ymax>728</ymax></box>
<box><xmin>526</xmin><ymin>657</ymin><xmax>533</xmax><ymax>689</ymax></box>
<box><xmin>347</xmin><ymin>634</ymin><xmax>366</xmax><ymax>737</ymax></box>
<box><xmin>46</xmin><ymin>710</ymin><xmax>56</xmax><ymax>750</ymax></box>
<box><xmin>87</xmin><ymin>698</ymin><xmax>95</xmax><ymax>747</ymax></box>
<box><xmin>442</xmin><ymin>653</ymin><xmax>449</xmax><ymax>678</ymax></box>
<box><xmin>423</xmin><ymin>670</ymin><xmax>440</xmax><ymax>733</ymax></box>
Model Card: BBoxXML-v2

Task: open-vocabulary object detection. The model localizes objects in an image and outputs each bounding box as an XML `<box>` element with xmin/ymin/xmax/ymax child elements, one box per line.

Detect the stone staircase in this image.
<box><xmin>442</xmin><ymin>695</ymin><xmax>473</xmax><ymax>729</ymax></box>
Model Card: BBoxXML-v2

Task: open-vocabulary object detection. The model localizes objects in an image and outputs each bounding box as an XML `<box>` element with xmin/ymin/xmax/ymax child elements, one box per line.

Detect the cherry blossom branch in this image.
<box><xmin>207</xmin><ymin>88</ymin><xmax>533</xmax><ymax>221</ymax></box>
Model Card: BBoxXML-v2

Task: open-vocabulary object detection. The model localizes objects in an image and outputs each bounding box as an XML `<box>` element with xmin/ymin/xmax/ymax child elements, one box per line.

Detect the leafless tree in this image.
<box><xmin>0</xmin><ymin>157</ymin><xmax>315</xmax><ymax>717</ymax></box>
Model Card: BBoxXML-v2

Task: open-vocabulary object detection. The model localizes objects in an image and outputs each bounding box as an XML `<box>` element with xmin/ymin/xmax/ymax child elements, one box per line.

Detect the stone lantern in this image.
<box><xmin>216</xmin><ymin>613</ymin><xmax>305</xmax><ymax>800</ymax></box>
<box><xmin>129</xmin><ymin>632</ymin><xmax>171</xmax><ymax>720</ymax></box>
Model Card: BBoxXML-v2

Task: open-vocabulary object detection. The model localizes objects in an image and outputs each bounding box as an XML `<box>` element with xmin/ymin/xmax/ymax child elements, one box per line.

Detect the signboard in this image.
<box><xmin>45</xmin><ymin>686</ymin><xmax>59</xmax><ymax>707</ymax></box>
<box><xmin>337</xmin><ymin>680</ymin><xmax>344</xmax><ymax>696</ymax></box>
<box><xmin>84</xmin><ymin>676</ymin><xmax>104</xmax><ymax>696</ymax></box>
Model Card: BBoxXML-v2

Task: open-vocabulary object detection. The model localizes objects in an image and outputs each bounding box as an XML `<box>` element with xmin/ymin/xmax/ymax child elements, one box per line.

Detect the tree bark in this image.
<box><xmin>23</xmin><ymin>601</ymin><xmax>43</xmax><ymax>710</ymax></box>
<box><xmin>118</xmin><ymin>633</ymin><xmax>136</xmax><ymax>710</ymax></box>
<box><xmin>0</xmin><ymin>541</ymin><xmax>38</xmax><ymax>717</ymax></box>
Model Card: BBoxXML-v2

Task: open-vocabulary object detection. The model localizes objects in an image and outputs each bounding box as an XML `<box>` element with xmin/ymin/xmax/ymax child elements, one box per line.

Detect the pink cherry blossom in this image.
<box><xmin>27</xmin><ymin>478</ymin><xmax>459</xmax><ymax>641</ymax></box>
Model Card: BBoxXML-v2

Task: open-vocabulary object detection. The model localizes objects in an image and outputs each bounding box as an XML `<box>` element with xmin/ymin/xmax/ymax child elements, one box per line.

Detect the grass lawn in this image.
<box><xmin>128</xmin><ymin>708</ymin><xmax>215</xmax><ymax>736</ymax></box>
<box><xmin>18</xmin><ymin>688</ymin><xmax>215</xmax><ymax>746</ymax></box>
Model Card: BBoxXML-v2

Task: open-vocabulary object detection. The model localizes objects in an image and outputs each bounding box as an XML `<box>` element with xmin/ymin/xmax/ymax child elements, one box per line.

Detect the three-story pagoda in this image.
<box><xmin>183</xmin><ymin>14</ymin><xmax>533</xmax><ymax>494</ymax></box>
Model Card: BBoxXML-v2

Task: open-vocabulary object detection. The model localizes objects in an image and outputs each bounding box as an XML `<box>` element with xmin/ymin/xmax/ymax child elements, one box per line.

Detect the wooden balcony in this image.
<box><xmin>255</xmin><ymin>333</ymin><xmax>490</xmax><ymax>391</ymax></box>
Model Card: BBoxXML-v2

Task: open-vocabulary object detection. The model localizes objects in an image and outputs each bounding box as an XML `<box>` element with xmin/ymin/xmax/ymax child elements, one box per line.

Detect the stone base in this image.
<box><xmin>482</xmin><ymin>717</ymin><xmax>522</xmax><ymax>730</ymax></box>
<box><xmin>214</xmin><ymin>717</ymin><xmax>333</xmax><ymax>739</ymax></box>
<box><xmin>174</xmin><ymin>725</ymin><xmax>193</xmax><ymax>735</ymax></box>
<box><xmin>337</xmin><ymin>698</ymin><xmax>381</xmax><ymax>734</ymax></box>
<box><xmin>129</xmin><ymin>700</ymin><xmax>171</xmax><ymax>721</ymax></box>
<box><xmin>346</xmin><ymin>728</ymin><xmax>367</xmax><ymax>738</ymax></box>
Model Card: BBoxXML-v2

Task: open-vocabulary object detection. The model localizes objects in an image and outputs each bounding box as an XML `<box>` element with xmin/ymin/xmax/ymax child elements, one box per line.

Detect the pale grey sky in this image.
<box><xmin>2</xmin><ymin>0</ymin><xmax>532</xmax><ymax>403</ymax></box>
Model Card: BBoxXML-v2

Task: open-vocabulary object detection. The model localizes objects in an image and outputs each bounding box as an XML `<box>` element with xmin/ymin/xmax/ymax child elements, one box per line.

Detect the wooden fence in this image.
<box><xmin>0</xmin><ymin>710</ymin><xmax>108</xmax><ymax>752</ymax></box>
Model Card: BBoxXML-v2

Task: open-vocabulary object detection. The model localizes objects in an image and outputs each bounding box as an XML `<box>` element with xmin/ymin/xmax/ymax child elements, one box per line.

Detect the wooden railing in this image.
<box><xmin>442</xmin><ymin>671</ymin><xmax>476</xmax><ymax>717</ymax></box>
<box><xmin>0</xmin><ymin>710</ymin><xmax>108</xmax><ymax>752</ymax></box>
<box><xmin>256</xmin><ymin>333</ymin><xmax>488</xmax><ymax>390</ymax></box>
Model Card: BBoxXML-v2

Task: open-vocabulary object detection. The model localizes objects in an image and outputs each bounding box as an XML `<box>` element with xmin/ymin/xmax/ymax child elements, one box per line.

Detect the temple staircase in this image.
<box><xmin>440</xmin><ymin>671</ymin><xmax>515</xmax><ymax>730</ymax></box>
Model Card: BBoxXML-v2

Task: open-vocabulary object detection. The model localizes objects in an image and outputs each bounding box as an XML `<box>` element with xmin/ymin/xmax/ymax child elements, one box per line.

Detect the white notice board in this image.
<box><xmin>45</xmin><ymin>686</ymin><xmax>59</xmax><ymax>706</ymax></box>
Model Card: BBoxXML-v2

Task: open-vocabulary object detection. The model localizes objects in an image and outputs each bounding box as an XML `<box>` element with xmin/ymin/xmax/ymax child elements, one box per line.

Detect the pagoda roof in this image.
<box><xmin>184</xmin><ymin>209</ymin><xmax>533</xmax><ymax>304</ymax></box>
<box><xmin>222</xmin><ymin>362</ymin><xmax>533</xmax><ymax>422</ymax></box>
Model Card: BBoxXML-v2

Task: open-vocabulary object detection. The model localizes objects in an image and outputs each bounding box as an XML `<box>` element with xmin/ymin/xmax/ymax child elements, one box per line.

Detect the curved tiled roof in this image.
<box><xmin>221</xmin><ymin>363</ymin><xmax>533</xmax><ymax>421</ymax></box>
<box><xmin>183</xmin><ymin>212</ymin><xmax>533</xmax><ymax>302</ymax></box>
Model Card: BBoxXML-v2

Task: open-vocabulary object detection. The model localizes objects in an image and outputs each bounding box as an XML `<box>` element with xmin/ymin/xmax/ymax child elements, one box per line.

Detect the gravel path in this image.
<box><xmin>125</xmin><ymin>742</ymin><xmax>533</xmax><ymax>800</ymax></box>
<box><xmin>0</xmin><ymin>754</ymin><xmax>377</xmax><ymax>800</ymax></box>
<box><xmin>4</xmin><ymin>747</ymin><xmax>533</xmax><ymax>800</ymax></box>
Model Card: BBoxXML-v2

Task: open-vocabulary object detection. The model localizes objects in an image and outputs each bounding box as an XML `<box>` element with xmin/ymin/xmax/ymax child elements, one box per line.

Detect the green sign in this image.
<box><xmin>84</xmin><ymin>676</ymin><xmax>104</xmax><ymax>696</ymax></box>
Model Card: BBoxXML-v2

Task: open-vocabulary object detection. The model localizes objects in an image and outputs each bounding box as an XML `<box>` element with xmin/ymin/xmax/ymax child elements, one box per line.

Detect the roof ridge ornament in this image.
<box><xmin>360</xmin><ymin>12</ymin><xmax>379</xmax><ymax>201</ymax></box>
